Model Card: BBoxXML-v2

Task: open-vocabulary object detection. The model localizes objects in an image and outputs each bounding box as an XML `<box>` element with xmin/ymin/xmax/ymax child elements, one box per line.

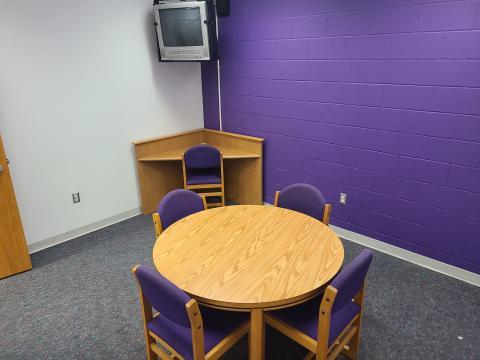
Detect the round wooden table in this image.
<box><xmin>153</xmin><ymin>205</ymin><xmax>344</xmax><ymax>360</ymax></box>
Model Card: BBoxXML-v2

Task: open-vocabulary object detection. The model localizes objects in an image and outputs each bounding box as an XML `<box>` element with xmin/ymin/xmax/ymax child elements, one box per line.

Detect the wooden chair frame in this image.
<box><xmin>132</xmin><ymin>265</ymin><xmax>249</xmax><ymax>360</ymax></box>
<box><xmin>274</xmin><ymin>191</ymin><xmax>332</xmax><ymax>226</ymax></box>
<box><xmin>152</xmin><ymin>197</ymin><xmax>208</xmax><ymax>238</ymax></box>
<box><xmin>264</xmin><ymin>282</ymin><xmax>366</xmax><ymax>360</ymax></box>
<box><xmin>182</xmin><ymin>152</ymin><xmax>225</xmax><ymax>209</ymax></box>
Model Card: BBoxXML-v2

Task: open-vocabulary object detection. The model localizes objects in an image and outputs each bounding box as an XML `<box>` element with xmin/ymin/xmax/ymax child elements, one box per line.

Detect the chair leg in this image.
<box><xmin>343</xmin><ymin>282</ymin><xmax>365</xmax><ymax>360</ymax></box>
<box><xmin>341</xmin><ymin>328</ymin><xmax>360</xmax><ymax>360</ymax></box>
<box><xmin>145</xmin><ymin>333</ymin><xmax>157</xmax><ymax>360</ymax></box>
<box><xmin>303</xmin><ymin>351</ymin><xmax>315</xmax><ymax>360</ymax></box>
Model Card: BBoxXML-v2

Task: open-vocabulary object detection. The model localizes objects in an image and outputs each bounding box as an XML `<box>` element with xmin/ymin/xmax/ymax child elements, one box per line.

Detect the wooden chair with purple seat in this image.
<box><xmin>274</xmin><ymin>183</ymin><xmax>332</xmax><ymax>225</ymax></box>
<box><xmin>264</xmin><ymin>249</ymin><xmax>374</xmax><ymax>360</ymax></box>
<box><xmin>182</xmin><ymin>145</ymin><xmax>225</xmax><ymax>208</ymax></box>
<box><xmin>152</xmin><ymin>189</ymin><xmax>207</xmax><ymax>238</ymax></box>
<box><xmin>132</xmin><ymin>265</ymin><xmax>250</xmax><ymax>360</ymax></box>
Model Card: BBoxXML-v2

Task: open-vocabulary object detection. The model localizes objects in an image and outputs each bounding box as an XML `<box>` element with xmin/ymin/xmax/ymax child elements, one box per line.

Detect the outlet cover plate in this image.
<box><xmin>72</xmin><ymin>192</ymin><xmax>81</xmax><ymax>204</ymax></box>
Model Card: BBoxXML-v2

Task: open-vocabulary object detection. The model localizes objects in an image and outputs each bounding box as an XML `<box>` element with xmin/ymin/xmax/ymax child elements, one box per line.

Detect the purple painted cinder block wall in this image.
<box><xmin>202</xmin><ymin>61</ymin><xmax>220</xmax><ymax>129</ymax></box>
<box><xmin>201</xmin><ymin>0</ymin><xmax>480</xmax><ymax>274</ymax></box>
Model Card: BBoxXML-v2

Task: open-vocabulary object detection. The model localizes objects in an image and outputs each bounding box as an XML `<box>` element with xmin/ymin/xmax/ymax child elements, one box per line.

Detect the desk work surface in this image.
<box><xmin>138</xmin><ymin>145</ymin><xmax>260</xmax><ymax>162</ymax></box>
<box><xmin>153</xmin><ymin>205</ymin><xmax>344</xmax><ymax>310</ymax></box>
<box><xmin>133</xmin><ymin>129</ymin><xmax>264</xmax><ymax>213</ymax></box>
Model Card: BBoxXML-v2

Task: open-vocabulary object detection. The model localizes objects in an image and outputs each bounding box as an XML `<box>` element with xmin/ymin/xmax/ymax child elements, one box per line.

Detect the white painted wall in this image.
<box><xmin>0</xmin><ymin>0</ymin><xmax>204</xmax><ymax>245</ymax></box>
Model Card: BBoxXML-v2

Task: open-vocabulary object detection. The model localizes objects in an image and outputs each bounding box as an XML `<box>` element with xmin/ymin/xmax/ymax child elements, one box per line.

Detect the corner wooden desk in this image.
<box><xmin>133</xmin><ymin>129</ymin><xmax>264</xmax><ymax>214</ymax></box>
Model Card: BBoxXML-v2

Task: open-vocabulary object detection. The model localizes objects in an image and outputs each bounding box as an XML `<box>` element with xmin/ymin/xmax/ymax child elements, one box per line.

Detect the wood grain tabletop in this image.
<box><xmin>153</xmin><ymin>205</ymin><xmax>344</xmax><ymax>310</ymax></box>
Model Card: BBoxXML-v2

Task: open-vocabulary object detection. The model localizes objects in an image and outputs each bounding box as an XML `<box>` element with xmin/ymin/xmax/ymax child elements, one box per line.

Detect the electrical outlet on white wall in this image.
<box><xmin>339</xmin><ymin>193</ymin><xmax>347</xmax><ymax>205</ymax></box>
<box><xmin>72</xmin><ymin>192</ymin><xmax>81</xmax><ymax>204</ymax></box>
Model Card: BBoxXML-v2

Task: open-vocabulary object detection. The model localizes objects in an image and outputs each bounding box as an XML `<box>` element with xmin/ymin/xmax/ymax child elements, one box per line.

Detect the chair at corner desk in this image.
<box><xmin>182</xmin><ymin>144</ymin><xmax>225</xmax><ymax>208</ymax></box>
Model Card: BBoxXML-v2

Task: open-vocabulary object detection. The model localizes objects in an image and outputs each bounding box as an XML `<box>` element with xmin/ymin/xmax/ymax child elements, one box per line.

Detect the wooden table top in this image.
<box><xmin>152</xmin><ymin>205</ymin><xmax>344</xmax><ymax>310</ymax></box>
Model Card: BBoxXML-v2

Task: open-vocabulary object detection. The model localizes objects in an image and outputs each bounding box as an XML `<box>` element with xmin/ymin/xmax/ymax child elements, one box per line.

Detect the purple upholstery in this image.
<box><xmin>185</xmin><ymin>170</ymin><xmax>221</xmax><ymax>185</ymax></box>
<box><xmin>331</xmin><ymin>249</ymin><xmax>374</xmax><ymax>313</ymax></box>
<box><xmin>184</xmin><ymin>145</ymin><xmax>221</xmax><ymax>169</ymax></box>
<box><xmin>156</xmin><ymin>189</ymin><xmax>204</xmax><ymax>230</ymax></box>
<box><xmin>135</xmin><ymin>265</ymin><xmax>248</xmax><ymax>360</ymax></box>
<box><xmin>270</xmin><ymin>295</ymin><xmax>360</xmax><ymax>346</ymax></box>
<box><xmin>135</xmin><ymin>265</ymin><xmax>191</xmax><ymax>327</ymax></box>
<box><xmin>277</xmin><ymin>183</ymin><xmax>327</xmax><ymax>221</ymax></box>
<box><xmin>184</xmin><ymin>145</ymin><xmax>222</xmax><ymax>185</ymax></box>
<box><xmin>147</xmin><ymin>305</ymin><xmax>248</xmax><ymax>360</ymax></box>
<box><xmin>269</xmin><ymin>249</ymin><xmax>373</xmax><ymax>346</ymax></box>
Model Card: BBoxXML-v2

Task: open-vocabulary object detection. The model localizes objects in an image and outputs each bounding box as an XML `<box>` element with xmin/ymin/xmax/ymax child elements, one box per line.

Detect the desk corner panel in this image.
<box><xmin>136</xmin><ymin>160</ymin><xmax>183</xmax><ymax>214</ymax></box>
<box><xmin>224</xmin><ymin>157</ymin><xmax>263</xmax><ymax>205</ymax></box>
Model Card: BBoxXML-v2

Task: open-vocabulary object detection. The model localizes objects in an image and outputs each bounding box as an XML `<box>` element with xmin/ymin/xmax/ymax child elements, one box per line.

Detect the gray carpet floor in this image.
<box><xmin>1</xmin><ymin>215</ymin><xmax>479</xmax><ymax>360</ymax></box>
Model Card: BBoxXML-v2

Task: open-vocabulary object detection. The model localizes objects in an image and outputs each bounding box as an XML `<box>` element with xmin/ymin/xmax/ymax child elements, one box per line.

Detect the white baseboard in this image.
<box><xmin>264</xmin><ymin>201</ymin><xmax>480</xmax><ymax>287</ymax></box>
<box><xmin>331</xmin><ymin>225</ymin><xmax>480</xmax><ymax>287</ymax></box>
<box><xmin>28</xmin><ymin>208</ymin><xmax>142</xmax><ymax>254</ymax></box>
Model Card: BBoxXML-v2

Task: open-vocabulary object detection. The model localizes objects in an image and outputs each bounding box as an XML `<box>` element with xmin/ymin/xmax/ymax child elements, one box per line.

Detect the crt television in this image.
<box><xmin>153</xmin><ymin>0</ymin><xmax>218</xmax><ymax>62</ymax></box>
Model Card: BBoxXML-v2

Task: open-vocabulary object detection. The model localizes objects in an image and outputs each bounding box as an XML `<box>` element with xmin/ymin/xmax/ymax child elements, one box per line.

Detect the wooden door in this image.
<box><xmin>0</xmin><ymin>135</ymin><xmax>31</xmax><ymax>278</ymax></box>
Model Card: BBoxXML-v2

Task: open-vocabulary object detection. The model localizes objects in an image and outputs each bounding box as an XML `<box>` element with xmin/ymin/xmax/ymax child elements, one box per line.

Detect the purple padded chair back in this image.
<box><xmin>331</xmin><ymin>249</ymin><xmax>374</xmax><ymax>313</ymax></box>
<box><xmin>184</xmin><ymin>145</ymin><xmax>221</xmax><ymax>170</ymax></box>
<box><xmin>156</xmin><ymin>189</ymin><xmax>204</xmax><ymax>229</ymax></box>
<box><xmin>277</xmin><ymin>183</ymin><xmax>327</xmax><ymax>221</ymax></box>
<box><xmin>135</xmin><ymin>265</ymin><xmax>192</xmax><ymax>327</ymax></box>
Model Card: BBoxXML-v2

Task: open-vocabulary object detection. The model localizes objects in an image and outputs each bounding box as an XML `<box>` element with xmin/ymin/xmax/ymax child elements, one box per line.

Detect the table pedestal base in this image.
<box><xmin>249</xmin><ymin>308</ymin><xmax>265</xmax><ymax>360</ymax></box>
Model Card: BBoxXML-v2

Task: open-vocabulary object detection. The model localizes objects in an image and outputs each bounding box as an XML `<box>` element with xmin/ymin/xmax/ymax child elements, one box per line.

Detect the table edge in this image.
<box><xmin>191</xmin><ymin>282</ymin><xmax>334</xmax><ymax>312</ymax></box>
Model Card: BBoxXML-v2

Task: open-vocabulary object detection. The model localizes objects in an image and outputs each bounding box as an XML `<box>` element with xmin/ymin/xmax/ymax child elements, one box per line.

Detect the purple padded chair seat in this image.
<box><xmin>270</xmin><ymin>295</ymin><xmax>360</xmax><ymax>346</ymax></box>
<box><xmin>147</xmin><ymin>305</ymin><xmax>248</xmax><ymax>360</ymax></box>
<box><xmin>186</xmin><ymin>170</ymin><xmax>221</xmax><ymax>185</ymax></box>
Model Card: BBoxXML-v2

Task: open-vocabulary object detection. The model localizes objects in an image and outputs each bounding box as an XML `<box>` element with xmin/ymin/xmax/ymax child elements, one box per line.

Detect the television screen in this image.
<box><xmin>153</xmin><ymin>0</ymin><xmax>218</xmax><ymax>61</ymax></box>
<box><xmin>158</xmin><ymin>8</ymin><xmax>204</xmax><ymax>47</ymax></box>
